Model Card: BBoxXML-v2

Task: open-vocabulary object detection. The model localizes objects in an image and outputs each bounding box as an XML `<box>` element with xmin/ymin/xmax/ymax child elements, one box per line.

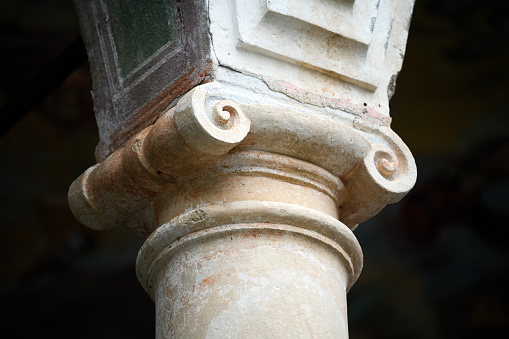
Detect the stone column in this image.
<box><xmin>70</xmin><ymin>0</ymin><xmax>416</xmax><ymax>337</ymax></box>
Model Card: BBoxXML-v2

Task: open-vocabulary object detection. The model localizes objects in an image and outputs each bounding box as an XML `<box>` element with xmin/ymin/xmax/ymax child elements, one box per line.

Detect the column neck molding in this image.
<box><xmin>136</xmin><ymin>201</ymin><xmax>363</xmax><ymax>299</ymax></box>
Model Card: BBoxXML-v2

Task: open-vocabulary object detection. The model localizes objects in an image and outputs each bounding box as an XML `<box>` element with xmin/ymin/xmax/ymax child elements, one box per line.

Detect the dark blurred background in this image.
<box><xmin>1</xmin><ymin>0</ymin><xmax>508</xmax><ymax>338</ymax></box>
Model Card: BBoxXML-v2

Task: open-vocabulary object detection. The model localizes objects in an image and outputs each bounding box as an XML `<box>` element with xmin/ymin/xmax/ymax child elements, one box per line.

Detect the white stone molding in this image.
<box><xmin>209</xmin><ymin>0</ymin><xmax>414</xmax><ymax>116</ymax></box>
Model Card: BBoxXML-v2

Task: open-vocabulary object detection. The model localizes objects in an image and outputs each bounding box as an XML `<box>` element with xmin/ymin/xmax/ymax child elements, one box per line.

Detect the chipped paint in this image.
<box><xmin>263</xmin><ymin>76</ymin><xmax>392</xmax><ymax>126</ymax></box>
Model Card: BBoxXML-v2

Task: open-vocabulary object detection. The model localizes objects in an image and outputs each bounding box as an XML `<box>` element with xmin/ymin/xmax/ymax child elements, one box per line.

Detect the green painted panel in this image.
<box><xmin>105</xmin><ymin>0</ymin><xmax>177</xmax><ymax>78</ymax></box>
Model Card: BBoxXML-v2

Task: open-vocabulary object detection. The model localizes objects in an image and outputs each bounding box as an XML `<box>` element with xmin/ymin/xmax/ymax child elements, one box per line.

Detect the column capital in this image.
<box><xmin>69</xmin><ymin>84</ymin><xmax>416</xmax><ymax>234</ymax></box>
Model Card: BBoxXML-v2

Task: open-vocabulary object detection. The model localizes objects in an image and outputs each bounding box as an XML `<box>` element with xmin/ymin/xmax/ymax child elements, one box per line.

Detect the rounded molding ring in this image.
<box><xmin>136</xmin><ymin>201</ymin><xmax>363</xmax><ymax>297</ymax></box>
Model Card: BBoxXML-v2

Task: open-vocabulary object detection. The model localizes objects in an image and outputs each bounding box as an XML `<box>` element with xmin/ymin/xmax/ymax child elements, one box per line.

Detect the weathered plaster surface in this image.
<box><xmin>209</xmin><ymin>0</ymin><xmax>415</xmax><ymax>117</ymax></box>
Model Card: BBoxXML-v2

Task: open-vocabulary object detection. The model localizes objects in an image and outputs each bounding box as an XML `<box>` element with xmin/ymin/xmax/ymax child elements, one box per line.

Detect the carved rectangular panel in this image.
<box><xmin>103</xmin><ymin>0</ymin><xmax>179</xmax><ymax>79</ymax></box>
<box><xmin>74</xmin><ymin>0</ymin><xmax>211</xmax><ymax>159</ymax></box>
<box><xmin>234</xmin><ymin>0</ymin><xmax>396</xmax><ymax>91</ymax></box>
